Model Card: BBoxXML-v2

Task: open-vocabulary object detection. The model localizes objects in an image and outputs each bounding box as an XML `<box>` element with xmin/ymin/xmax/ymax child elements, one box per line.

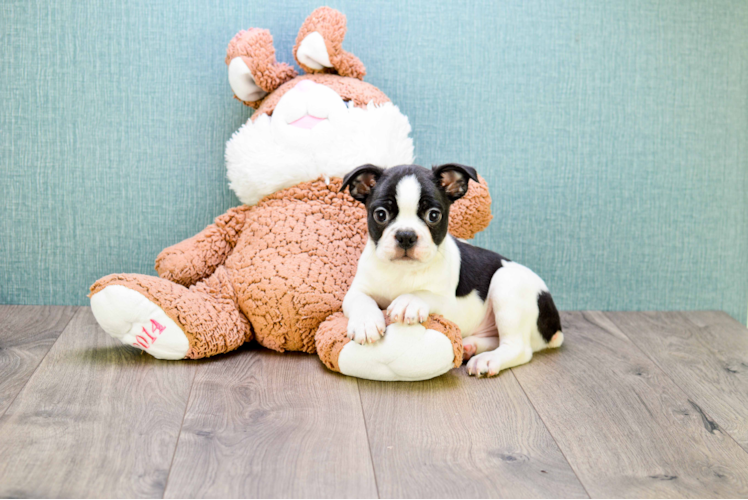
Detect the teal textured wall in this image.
<box><xmin>1</xmin><ymin>0</ymin><xmax>746</xmax><ymax>323</ymax></box>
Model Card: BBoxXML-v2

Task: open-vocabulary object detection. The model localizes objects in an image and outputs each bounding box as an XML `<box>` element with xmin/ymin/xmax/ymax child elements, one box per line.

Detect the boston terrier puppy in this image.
<box><xmin>340</xmin><ymin>163</ymin><xmax>564</xmax><ymax>377</ymax></box>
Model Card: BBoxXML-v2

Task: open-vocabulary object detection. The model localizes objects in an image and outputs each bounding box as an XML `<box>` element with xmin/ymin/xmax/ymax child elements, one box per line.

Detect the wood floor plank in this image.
<box><xmin>358</xmin><ymin>367</ymin><xmax>588</xmax><ymax>498</ymax></box>
<box><xmin>606</xmin><ymin>311</ymin><xmax>748</xmax><ymax>453</ymax></box>
<box><xmin>512</xmin><ymin>311</ymin><xmax>748</xmax><ymax>498</ymax></box>
<box><xmin>164</xmin><ymin>348</ymin><xmax>378</xmax><ymax>499</ymax></box>
<box><xmin>0</xmin><ymin>305</ymin><xmax>77</xmax><ymax>417</ymax></box>
<box><xmin>0</xmin><ymin>307</ymin><xmax>196</xmax><ymax>498</ymax></box>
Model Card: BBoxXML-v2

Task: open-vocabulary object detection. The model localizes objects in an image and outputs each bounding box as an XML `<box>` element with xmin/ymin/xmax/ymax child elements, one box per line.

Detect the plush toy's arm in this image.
<box><xmin>316</xmin><ymin>312</ymin><xmax>463</xmax><ymax>381</ymax></box>
<box><xmin>448</xmin><ymin>175</ymin><xmax>493</xmax><ymax>240</ymax></box>
<box><xmin>155</xmin><ymin>206</ymin><xmax>251</xmax><ymax>287</ymax></box>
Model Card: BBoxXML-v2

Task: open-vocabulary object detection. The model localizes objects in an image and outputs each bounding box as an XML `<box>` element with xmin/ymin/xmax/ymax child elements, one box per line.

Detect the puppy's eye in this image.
<box><xmin>373</xmin><ymin>208</ymin><xmax>390</xmax><ymax>224</ymax></box>
<box><xmin>426</xmin><ymin>208</ymin><xmax>442</xmax><ymax>224</ymax></box>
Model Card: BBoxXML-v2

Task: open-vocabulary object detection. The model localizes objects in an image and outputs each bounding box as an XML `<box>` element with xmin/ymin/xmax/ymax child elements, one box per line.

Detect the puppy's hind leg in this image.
<box><xmin>466</xmin><ymin>263</ymin><xmax>541</xmax><ymax>377</ymax></box>
<box><xmin>470</xmin><ymin>294</ymin><xmax>563</xmax><ymax>376</ymax></box>
<box><xmin>466</xmin><ymin>327</ymin><xmax>532</xmax><ymax>377</ymax></box>
<box><xmin>536</xmin><ymin>290</ymin><xmax>564</xmax><ymax>350</ymax></box>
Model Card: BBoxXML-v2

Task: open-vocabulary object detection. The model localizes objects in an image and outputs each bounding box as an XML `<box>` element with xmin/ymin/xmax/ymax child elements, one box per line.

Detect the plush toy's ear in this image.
<box><xmin>341</xmin><ymin>164</ymin><xmax>385</xmax><ymax>203</ymax></box>
<box><xmin>294</xmin><ymin>7</ymin><xmax>366</xmax><ymax>80</ymax></box>
<box><xmin>432</xmin><ymin>163</ymin><xmax>479</xmax><ymax>202</ymax></box>
<box><xmin>225</xmin><ymin>28</ymin><xmax>298</xmax><ymax>108</ymax></box>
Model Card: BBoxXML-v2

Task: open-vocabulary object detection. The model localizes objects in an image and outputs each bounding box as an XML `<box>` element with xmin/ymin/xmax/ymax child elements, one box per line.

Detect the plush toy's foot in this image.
<box><xmin>316</xmin><ymin>313</ymin><xmax>463</xmax><ymax>381</ymax></box>
<box><xmin>89</xmin><ymin>267</ymin><xmax>252</xmax><ymax>360</ymax></box>
<box><xmin>91</xmin><ymin>284</ymin><xmax>190</xmax><ymax>360</ymax></box>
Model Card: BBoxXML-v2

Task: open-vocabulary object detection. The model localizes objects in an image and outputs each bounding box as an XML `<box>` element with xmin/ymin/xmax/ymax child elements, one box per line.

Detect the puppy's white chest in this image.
<box><xmin>369</xmin><ymin>273</ymin><xmax>442</xmax><ymax>306</ymax></box>
<box><xmin>357</xmin><ymin>241</ymin><xmax>457</xmax><ymax>306</ymax></box>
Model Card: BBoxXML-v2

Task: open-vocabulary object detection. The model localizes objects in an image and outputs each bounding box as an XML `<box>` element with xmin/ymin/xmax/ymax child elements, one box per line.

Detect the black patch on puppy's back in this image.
<box><xmin>455</xmin><ymin>239</ymin><xmax>507</xmax><ymax>301</ymax></box>
<box><xmin>536</xmin><ymin>291</ymin><xmax>562</xmax><ymax>342</ymax></box>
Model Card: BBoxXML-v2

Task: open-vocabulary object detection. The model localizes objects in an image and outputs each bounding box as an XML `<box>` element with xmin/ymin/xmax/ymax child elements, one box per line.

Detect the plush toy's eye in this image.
<box><xmin>373</xmin><ymin>208</ymin><xmax>390</xmax><ymax>224</ymax></box>
<box><xmin>426</xmin><ymin>208</ymin><xmax>442</xmax><ymax>225</ymax></box>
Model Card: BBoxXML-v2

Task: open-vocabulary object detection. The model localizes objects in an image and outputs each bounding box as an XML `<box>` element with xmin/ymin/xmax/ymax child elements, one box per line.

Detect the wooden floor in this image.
<box><xmin>1</xmin><ymin>307</ymin><xmax>747</xmax><ymax>498</ymax></box>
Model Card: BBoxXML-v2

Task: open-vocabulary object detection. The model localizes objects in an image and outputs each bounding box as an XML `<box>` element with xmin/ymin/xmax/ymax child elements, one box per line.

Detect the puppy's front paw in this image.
<box><xmin>387</xmin><ymin>294</ymin><xmax>429</xmax><ymax>325</ymax></box>
<box><xmin>346</xmin><ymin>310</ymin><xmax>386</xmax><ymax>345</ymax></box>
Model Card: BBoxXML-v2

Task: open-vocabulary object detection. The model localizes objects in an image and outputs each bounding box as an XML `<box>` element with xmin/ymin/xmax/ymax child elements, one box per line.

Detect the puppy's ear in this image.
<box><xmin>341</xmin><ymin>164</ymin><xmax>385</xmax><ymax>203</ymax></box>
<box><xmin>432</xmin><ymin>163</ymin><xmax>479</xmax><ymax>202</ymax></box>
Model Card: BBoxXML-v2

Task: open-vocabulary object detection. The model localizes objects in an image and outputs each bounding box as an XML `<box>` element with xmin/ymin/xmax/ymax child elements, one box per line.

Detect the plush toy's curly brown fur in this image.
<box><xmin>225</xmin><ymin>28</ymin><xmax>298</xmax><ymax>108</ymax></box>
<box><xmin>226</xmin><ymin>8</ymin><xmax>369</xmax><ymax>110</ymax></box>
<box><xmin>90</xmin><ymin>177</ymin><xmax>490</xmax><ymax>359</ymax></box>
<box><xmin>293</xmin><ymin>7</ymin><xmax>366</xmax><ymax>79</ymax></box>
<box><xmin>90</xmin><ymin>8</ymin><xmax>494</xmax><ymax>370</ymax></box>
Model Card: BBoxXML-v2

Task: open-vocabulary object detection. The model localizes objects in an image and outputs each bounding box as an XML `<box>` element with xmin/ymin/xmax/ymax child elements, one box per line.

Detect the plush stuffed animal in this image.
<box><xmin>89</xmin><ymin>7</ymin><xmax>493</xmax><ymax>381</ymax></box>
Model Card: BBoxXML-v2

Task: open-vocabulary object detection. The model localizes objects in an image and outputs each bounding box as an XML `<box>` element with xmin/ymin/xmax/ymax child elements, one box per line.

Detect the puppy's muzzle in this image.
<box><xmin>395</xmin><ymin>230</ymin><xmax>418</xmax><ymax>250</ymax></box>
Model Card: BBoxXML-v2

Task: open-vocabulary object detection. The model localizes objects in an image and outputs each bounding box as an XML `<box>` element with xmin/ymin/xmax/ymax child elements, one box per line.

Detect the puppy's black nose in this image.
<box><xmin>395</xmin><ymin>230</ymin><xmax>418</xmax><ymax>250</ymax></box>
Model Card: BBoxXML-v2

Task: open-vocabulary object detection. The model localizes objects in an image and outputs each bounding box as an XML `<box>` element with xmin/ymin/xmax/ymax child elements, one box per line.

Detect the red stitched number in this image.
<box><xmin>134</xmin><ymin>319</ymin><xmax>167</xmax><ymax>349</ymax></box>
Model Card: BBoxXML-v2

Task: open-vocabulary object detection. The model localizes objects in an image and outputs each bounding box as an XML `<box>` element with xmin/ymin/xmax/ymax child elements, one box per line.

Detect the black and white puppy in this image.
<box><xmin>340</xmin><ymin>163</ymin><xmax>564</xmax><ymax>377</ymax></box>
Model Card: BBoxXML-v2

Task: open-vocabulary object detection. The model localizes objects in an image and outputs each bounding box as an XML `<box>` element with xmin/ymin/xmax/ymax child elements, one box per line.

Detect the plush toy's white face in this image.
<box><xmin>273</xmin><ymin>79</ymin><xmax>350</xmax><ymax>131</ymax></box>
<box><xmin>225</xmin><ymin>79</ymin><xmax>414</xmax><ymax>206</ymax></box>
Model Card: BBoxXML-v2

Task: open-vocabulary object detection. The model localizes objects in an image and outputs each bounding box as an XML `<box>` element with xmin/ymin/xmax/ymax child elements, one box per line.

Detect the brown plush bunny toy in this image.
<box><xmin>89</xmin><ymin>7</ymin><xmax>493</xmax><ymax>381</ymax></box>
